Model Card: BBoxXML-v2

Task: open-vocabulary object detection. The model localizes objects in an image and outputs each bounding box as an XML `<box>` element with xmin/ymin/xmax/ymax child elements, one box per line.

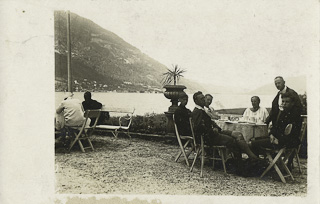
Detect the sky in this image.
<box><xmin>50</xmin><ymin>0</ymin><xmax>317</xmax><ymax>90</ymax></box>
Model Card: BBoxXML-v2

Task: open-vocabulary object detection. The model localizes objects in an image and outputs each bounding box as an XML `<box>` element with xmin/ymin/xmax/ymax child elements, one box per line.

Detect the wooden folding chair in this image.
<box><xmin>68</xmin><ymin>109</ymin><xmax>101</xmax><ymax>153</ymax></box>
<box><xmin>288</xmin><ymin>121</ymin><xmax>307</xmax><ymax>173</ymax></box>
<box><xmin>260</xmin><ymin>121</ymin><xmax>307</xmax><ymax>183</ymax></box>
<box><xmin>173</xmin><ymin>115</ymin><xmax>196</xmax><ymax>166</ymax></box>
<box><xmin>260</xmin><ymin>147</ymin><xmax>294</xmax><ymax>183</ymax></box>
<box><xmin>189</xmin><ymin>120</ymin><xmax>232</xmax><ymax>177</ymax></box>
<box><xmin>212</xmin><ymin>146</ymin><xmax>232</xmax><ymax>174</ymax></box>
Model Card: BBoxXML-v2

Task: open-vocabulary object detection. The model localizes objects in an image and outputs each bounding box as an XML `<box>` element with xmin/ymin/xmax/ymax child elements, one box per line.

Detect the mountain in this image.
<box><xmin>54</xmin><ymin>11</ymin><xmax>203</xmax><ymax>93</ymax></box>
<box><xmin>248</xmin><ymin>75</ymin><xmax>306</xmax><ymax>95</ymax></box>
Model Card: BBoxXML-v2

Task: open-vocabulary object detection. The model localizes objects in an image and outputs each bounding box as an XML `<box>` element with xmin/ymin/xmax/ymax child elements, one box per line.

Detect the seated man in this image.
<box><xmin>250</xmin><ymin>92</ymin><xmax>302</xmax><ymax>154</ymax></box>
<box><xmin>243</xmin><ymin>96</ymin><xmax>269</xmax><ymax>123</ymax></box>
<box><xmin>174</xmin><ymin>93</ymin><xmax>192</xmax><ymax>136</ymax></box>
<box><xmin>204</xmin><ymin>94</ymin><xmax>220</xmax><ymax>120</ymax></box>
<box><xmin>82</xmin><ymin>91</ymin><xmax>102</xmax><ymax>110</ymax></box>
<box><xmin>82</xmin><ymin>91</ymin><xmax>104</xmax><ymax>126</ymax></box>
<box><xmin>191</xmin><ymin>91</ymin><xmax>259</xmax><ymax>173</ymax></box>
<box><xmin>56</xmin><ymin>92</ymin><xmax>88</xmax><ymax>128</ymax></box>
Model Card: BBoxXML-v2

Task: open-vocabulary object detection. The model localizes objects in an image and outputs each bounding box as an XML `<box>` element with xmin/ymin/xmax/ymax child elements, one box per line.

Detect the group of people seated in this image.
<box><xmin>174</xmin><ymin>76</ymin><xmax>303</xmax><ymax>175</ymax></box>
<box><xmin>55</xmin><ymin>91</ymin><xmax>104</xmax><ymax>138</ymax></box>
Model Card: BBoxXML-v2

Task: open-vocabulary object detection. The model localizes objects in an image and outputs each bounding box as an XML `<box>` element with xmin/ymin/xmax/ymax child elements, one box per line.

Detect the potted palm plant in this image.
<box><xmin>162</xmin><ymin>65</ymin><xmax>187</xmax><ymax>112</ymax></box>
<box><xmin>162</xmin><ymin>65</ymin><xmax>187</xmax><ymax>134</ymax></box>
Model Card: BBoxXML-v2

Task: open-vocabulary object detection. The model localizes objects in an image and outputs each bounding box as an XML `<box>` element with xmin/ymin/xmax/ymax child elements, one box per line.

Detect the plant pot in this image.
<box><xmin>163</xmin><ymin>84</ymin><xmax>186</xmax><ymax>135</ymax></box>
<box><xmin>163</xmin><ymin>85</ymin><xmax>187</xmax><ymax>113</ymax></box>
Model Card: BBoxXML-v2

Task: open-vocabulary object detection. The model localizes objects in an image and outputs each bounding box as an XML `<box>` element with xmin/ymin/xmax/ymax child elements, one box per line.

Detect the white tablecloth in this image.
<box><xmin>215</xmin><ymin>120</ymin><xmax>268</xmax><ymax>143</ymax></box>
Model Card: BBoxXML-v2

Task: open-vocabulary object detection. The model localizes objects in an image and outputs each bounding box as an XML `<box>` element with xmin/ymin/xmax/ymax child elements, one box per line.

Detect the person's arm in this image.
<box><xmin>263</xmin><ymin>108</ymin><xmax>269</xmax><ymax>123</ymax></box>
<box><xmin>243</xmin><ymin>108</ymin><xmax>249</xmax><ymax>118</ymax></box>
<box><xmin>211</xmin><ymin>120</ymin><xmax>222</xmax><ymax>132</ymax></box>
<box><xmin>279</xmin><ymin>113</ymin><xmax>302</xmax><ymax>145</ymax></box>
<box><xmin>95</xmin><ymin>100</ymin><xmax>103</xmax><ymax>109</ymax></box>
<box><xmin>191</xmin><ymin>110</ymin><xmax>206</xmax><ymax>144</ymax></box>
<box><xmin>56</xmin><ymin>103</ymin><xmax>64</xmax><ymax>114</ymax></box>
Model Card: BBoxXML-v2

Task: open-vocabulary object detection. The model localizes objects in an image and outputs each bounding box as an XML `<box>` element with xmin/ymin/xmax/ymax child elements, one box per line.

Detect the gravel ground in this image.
<box><xmin>55</xmin><ymin>135</ymin><xmax>307</xmax><ymax>196</ymax></box>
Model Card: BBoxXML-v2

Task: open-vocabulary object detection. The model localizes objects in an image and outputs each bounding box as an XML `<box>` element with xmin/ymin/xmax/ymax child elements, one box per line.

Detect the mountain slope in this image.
<box><xmin>54</xmin><ymin>11</ymin><xmax>203</xmax><ymax>92</ymax></box>
<box><xmin>248</xmin><ymin>75</ymin><xmax>306</xmax><ymax>95</ymax></box>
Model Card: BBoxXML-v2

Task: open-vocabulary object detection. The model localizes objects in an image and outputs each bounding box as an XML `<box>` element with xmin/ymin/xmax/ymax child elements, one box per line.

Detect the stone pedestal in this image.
<box><xmin>163</xmin><ymin>85</ymin><xmax>186</xmax><ymax>135</ymax></box>
<box><xmin>164</xmin><ymin>112</ymin><xmax>175</xmax><ymax>135</ymax></box>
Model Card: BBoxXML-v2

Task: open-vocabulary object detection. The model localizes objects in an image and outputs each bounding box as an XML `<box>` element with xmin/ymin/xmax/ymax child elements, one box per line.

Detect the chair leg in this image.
<box><xmin>200</xmin><ymin>149</ymin><xmax>204</xmax><ymax>178</ymax></box>
<box><xmin>261</xmin><ymin>152</ymin><xmax>286</xmax><ymax>183</ymax></box>
<box><xmin>190</xmin><ymin>149</ymin><xmax>200</xmax><ymax>172</ymax></box>
<box><xmin>260</xmin><ymin>149</ymin><xmax>284</xmax><ymax>178</ymax></box>
<box><xmin>295</xmin><ymin>151</ymin><xmax>302</xmax><ymax>174</ymax></box>
<box><xmin>279</xmin><ymin>158</ymin><xmax>294</xmax><ymax>181</ymax></box>
<box><xmin>78</xmin><ymin>140</ymin><xmax>85</xmax><ymax>153</ymax></box>
<box><xmin>176</xmin><ymin>138</ymin><xmax>190</xmax><ymax>166</ymax></box>
<box><xmin>87</xmin><ymin>138</ymin><xmax>94</xmax><ymax>151</ymax></box>
<box><xmin>68</xmin><ymin>131</ymin><xmax>79</xmax><ymax>152</ymax></box>
<box><xmin>220</xmin><ymin>148</ymin><xmax>227</xmax><ymax>174</ymax></box>
<box><xmin>127</xmin><ymin>130</ymin><xmax>132</xmax><ymax>144</ymax></box>
<box><xmin>274</xmin><ymin>160</ymin><xmax>286</xmax><ymax>183</ymax></box>
<box><xmin>212</xmin><ymin>148</ymin><xmax>216</xmax><ymax>170</ymax></box>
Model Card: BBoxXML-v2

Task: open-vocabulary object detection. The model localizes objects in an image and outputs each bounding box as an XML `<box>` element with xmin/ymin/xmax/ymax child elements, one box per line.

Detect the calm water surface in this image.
<box><xmin>55</xmin><ymin>92</ymin><xmax>275</xmax><ymax>115</ymax></box>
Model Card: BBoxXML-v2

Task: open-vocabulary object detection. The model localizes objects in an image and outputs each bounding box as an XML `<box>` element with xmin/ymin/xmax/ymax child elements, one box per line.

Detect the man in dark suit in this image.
<box><xmin>82</xmin><ymin>91</ymin><xmax>103</xmax><ymax>126</ymax></box>
<box><xmin>250</xmin><ymin>92</ymin><xmax>302</xmax><ymax>153</ymax></box>
<box><xmin>266</xmin><ymin>76</ymin><xmax>302</xmax><ymax>125</ymax></box>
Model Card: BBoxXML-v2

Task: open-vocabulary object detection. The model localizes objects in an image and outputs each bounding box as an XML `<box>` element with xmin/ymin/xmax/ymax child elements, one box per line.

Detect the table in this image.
<box><xmin>215</xmin><ymin>120</ymin><xmax>268</xmax><ymax>143</ymax></box>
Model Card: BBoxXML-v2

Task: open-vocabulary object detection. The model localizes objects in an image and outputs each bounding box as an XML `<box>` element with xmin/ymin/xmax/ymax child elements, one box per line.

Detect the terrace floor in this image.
<box><xmin>55</xmin><ymin>135</ymin><xmax>307</xmax><ymax>196</ymax></box>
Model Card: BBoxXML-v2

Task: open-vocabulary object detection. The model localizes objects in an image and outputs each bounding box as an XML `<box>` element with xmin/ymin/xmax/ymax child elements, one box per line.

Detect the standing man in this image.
<box><xmin>204</xmin><ymin>94</ymin><xmax>220</xmax><ymax>120</ymax></box>
<box><xmin>266</xmin><ymin>76</ymin><xmax>302</xmax><ymax>125</ymax></box>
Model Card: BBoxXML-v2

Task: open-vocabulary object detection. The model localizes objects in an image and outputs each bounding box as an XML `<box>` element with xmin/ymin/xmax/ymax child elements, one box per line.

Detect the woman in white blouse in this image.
<box><xmin>243</xmin><ymin>96</ymin><xmax>269</xmax><ymax>123</ymax></box>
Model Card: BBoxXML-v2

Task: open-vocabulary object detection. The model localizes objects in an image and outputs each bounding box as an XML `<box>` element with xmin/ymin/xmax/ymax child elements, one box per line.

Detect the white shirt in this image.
<box><xmin>204</xmin><ymin>106</ymin><xmax>220</xmax><ymax>120</ymax></box>
<box><xmin>278</xmin><ymin>86</ymin><xmax>287</xmax><ymax>111</ymax></box>
<box><xmin>243</xmin><ymin>107</ymin><xmax>269</xmax><ymax>123</ymax></box>
<box><xmin>195</xmin><ymin>104</ymin><xmax>205</xmax><ymax>111</ymax></box>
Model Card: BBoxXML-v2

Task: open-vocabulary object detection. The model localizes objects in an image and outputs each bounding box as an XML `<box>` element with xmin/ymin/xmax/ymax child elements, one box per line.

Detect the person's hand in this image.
<box><xmin>270</xmin><ymin>134</ymin><xmax>279</xmax><ymax>144</ymax></box>
<box><xmin>270</xmin><ymin>134</ymin><xmax>275</xmax><ymax>143</ymax></box>
<box><xmin>213</xmin><ymin>128</ymin><xmax>219</xmax><ymax>133</ymax></box>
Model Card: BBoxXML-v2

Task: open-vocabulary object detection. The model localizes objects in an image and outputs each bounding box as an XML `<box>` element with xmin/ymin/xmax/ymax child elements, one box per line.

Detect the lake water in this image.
<box><xmin>55</xmin><ymin>92</ymin><xmax>275</xmax><ymax>115</ymax></box>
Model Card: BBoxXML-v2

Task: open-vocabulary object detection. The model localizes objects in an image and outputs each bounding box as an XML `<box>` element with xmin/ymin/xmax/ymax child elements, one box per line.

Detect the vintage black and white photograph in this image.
<box><xmin>53</xmin><ymin>0</ymin><xmax>312</xmax><ymax>197</ymax></box>
<box><xmin>1</xmin><ymin>0</ymin><xmax>319</xmax><ymax>203</ymax></box>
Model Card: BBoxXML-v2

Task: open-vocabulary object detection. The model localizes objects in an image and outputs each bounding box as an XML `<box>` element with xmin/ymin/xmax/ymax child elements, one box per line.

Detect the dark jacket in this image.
<box><xmin>174</xmin><ymin>105</ymin><xmax>192</xmax><ymax>136</ymax></box>
<box><xmin>269</xmin><ymin>108</ymin><xmax>302</xmax><ymax>148</ymax></box>
<box><xmin>82</xmin><ymin>99</ymin><xmax>103</xmax><ymax>126</ymax></box>
<box><xmin>191</xmin><ymin>107</ymin><xmax>221</xmax><ymax>144</ymax></box>
<box><xmin>266</xmin><ymin>87</ymin><xmax>302</xmax><ymax>124</ymax></box>
<box><xmin>82</xmin><ymin>99</ymin><xmax>102</xmax><ymax>111</ymax></box>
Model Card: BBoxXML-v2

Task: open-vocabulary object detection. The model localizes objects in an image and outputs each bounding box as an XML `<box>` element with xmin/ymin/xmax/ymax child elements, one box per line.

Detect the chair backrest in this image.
<box><xmin>299</xmin><ymin>121</ymin><xmax>307</xmax><ymax>142</ymax></box>
<box><xmin>84</xmin><ymin>109</ymin><xmax>101</xmax><ymax>118</ymax></box>
<box><xmin>173</xmin><ymin>114</ymin><xmax>180</xmax><ymax>137</ymax></box>
<box><xmin>118</xmin><ymin>108</ymin><xmax>135</xmax><ymax>128</ymax></box>
<box><xmin>189</xmin><ymin>117</ymin><xmax>197</xmax><ymax>148</ymax></box>
<box><xmin>84</xmin><ymin>109</ymin><xmax>101</xmax><ymax>128</ymax></box>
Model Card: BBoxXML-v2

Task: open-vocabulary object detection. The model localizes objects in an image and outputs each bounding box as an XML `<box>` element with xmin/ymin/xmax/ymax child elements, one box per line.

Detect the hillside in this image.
<box><xmin>248</xmin><ymin>75</ymin><xmax>306</xmax><ymax>95</ymax></box>
<box><xmin>54</xmin><ymin>11</ymin><xmax>203</xmax><ymax>93</ymax></box>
